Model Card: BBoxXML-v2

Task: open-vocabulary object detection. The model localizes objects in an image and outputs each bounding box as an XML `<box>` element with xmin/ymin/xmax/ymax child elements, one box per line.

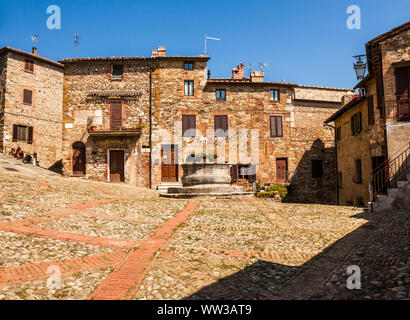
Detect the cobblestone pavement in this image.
<box><xmin>0</xmin><ymin>154</ymin><xmax>408</xmax><ymax>300</ymax></box>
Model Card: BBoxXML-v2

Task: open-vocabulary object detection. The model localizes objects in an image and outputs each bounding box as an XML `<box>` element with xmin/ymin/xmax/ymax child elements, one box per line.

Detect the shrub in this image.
<box><xmin>257</xmin><ymin>184</ymin><xmax>288</xmax><ymax>200</ymax></box>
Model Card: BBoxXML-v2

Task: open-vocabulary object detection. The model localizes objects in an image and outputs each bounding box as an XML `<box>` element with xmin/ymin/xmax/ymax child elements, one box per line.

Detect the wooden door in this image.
<box><xmin>395</xmin><ymin>66</ymin><xmax>410</xmax><ymax>121</ymax></box>
<box><xmin>72</xmin><ymin>142</ymin><xmax>86</xmax><ymax>175</ymax></box>
<box><xmin>161</xmin><ymin>148</ymin><xmax>178</xmax><ymax>182</ymax></box>
<box><xmin>110</xmin><ymin>103</ymin><xmax>122</xmax><ymax>130</ymax></box>
<box><xmin>276</xmin><ymin>158</ymin><xmax>288</xmax><ymax>183</ymax></box>
<box><xmin>109</xmin><ymin>150</ymin><xmax>125</xmax><ymax>182</ymax></box>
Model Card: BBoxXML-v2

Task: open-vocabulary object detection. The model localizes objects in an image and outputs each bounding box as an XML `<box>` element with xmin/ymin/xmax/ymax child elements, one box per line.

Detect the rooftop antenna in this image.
<box><xmin>204</xmin><ymin>34</ymin><xmax>221</xmax><ymax>56</ymax></box>
<box><xmin>31</xmin><ymin>35</ymin><xmax>39</xmax><ymax>46</ymax></box>
<box><xmin>74</xmin><ymin>33</ymin><xmax>80</xmax><ymax>58</ymax></box>
<box><xmin>258</xmin><ymin>62</ymin><xmax>270</xmax><ymax>71</ymax></box>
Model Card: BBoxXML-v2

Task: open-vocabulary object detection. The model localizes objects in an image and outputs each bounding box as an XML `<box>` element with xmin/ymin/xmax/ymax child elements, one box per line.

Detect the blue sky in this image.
<box><xmin>0</xmin><ymin>0</ymin><xmax>408</xmax><ymax>89</ymax></box>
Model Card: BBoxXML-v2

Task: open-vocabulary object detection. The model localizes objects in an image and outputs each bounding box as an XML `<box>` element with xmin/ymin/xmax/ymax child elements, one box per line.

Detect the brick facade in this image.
<box><xmin>0</xmin><ymin>47</ymin><xmax>63</xmax><ymax>169</ymax></box>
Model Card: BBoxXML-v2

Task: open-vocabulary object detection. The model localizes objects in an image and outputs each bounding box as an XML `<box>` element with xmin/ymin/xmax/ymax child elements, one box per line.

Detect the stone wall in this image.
<box><xmin>335</xmin><ymin>79</ymin><xmax>386</xmax><ymax>206</ymax></box>
<box><xmin>1</xmin><ymin>51</ymin><xmax>63</xmax><ymax>169</ymax></box>
<box><xmin>62</xmin><ymin>60</ymin><xmax>152</xmax><ymax>186</ymax></box>
<box><xmin>379</xmin><ymin>27</ymin><xmax>410</xmax><ymax>159</ymax></box>
<box><xmin>151</xmin><ymin>59</ymin><xmax>351</xmax><ymax>203</ymax></box>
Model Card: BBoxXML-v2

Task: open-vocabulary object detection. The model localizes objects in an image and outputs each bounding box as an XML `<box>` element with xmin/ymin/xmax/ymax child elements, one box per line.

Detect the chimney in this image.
<box><xmin>250</xmin><ymin>71</ymin><xmax>264</xmax><ymax>83</ymax></box>
<box><xmin>157</xmin><ymin>46</ymin><xmax>166</xmax><ymax>57</ymax></box>
<box><xmin>341</xmin><ymin>92</ymin><xmax>355</xmax><ymax>106</ymax></box>
<box><xmin>151</xmin><ymin>50</ymin><xmax>158</xmax><ymax>57</ymax></box>
<box><xmin>232</xmin><ymin>63</ymin><xmax>245</xmax><ymax>79</ymax></box>
<box><xmin>32</xmin><ymin>47</ymin><xmax>37</xmax><ymax>55</ymax></box>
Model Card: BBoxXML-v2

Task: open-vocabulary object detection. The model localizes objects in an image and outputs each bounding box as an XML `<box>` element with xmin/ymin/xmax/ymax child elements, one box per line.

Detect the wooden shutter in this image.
<box><xmin>110</xmin><ymin>103</ymin><xmax>122</xmax><ymax>130</ymax></box>
<box><xmin>23</xmin><ymin>89</ymin><xmax>32</xmax><ymax>105</ymax></box>
<box><xmin>214</xmin><ymin>115</ymin><xmax>228</xmax><ymax>136</ymax></box>
<box><xmin>12</xmin><ymin>124</ymin><xmax>18</xmax><ymax>142</ymax></box>
<box><xmin>27</xmin><ymin>127</ymin><xmax>33</xmax><ymax>144</ymax></box>
<box><xmin>358</xmin><ymin>112</ymin><xmax>362</xmax><ymax>132</ymax></box>
<box><xmin>395</xmin><ymin>66</ymin><xmax>410</xmax><ymax>121</ymax></box>
<box><xmin>182</xmin><ymin>115</ymin><xmax>196</xmax><ymax>137</ymax></box>
<box><xmin>270</xmin><ymin>116</ymin><xmax>283</xmax><ymax>137</ymax></box>
<box><xmin>367</xmin><ymin>95</ymin><xmax>374</xmax><ymax>125</ymax></box>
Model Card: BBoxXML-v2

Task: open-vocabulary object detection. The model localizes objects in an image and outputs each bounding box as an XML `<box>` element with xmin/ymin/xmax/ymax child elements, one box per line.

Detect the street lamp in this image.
<box><xmin>353</xmin><ymin>55</ymin><xmax>367</xmax><ymax>80</ymax></box>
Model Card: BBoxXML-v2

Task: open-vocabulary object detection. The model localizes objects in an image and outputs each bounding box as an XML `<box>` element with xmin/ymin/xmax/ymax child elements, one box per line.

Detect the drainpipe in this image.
<box><xmin>148</xmin><ymin>67</ymin><xmax>153</xmax><ymax>189</ymax></box>
<box><xmin>325</xmin><ymin>122</ymin><xmax>339</xmax><ymax>205</ymax></box>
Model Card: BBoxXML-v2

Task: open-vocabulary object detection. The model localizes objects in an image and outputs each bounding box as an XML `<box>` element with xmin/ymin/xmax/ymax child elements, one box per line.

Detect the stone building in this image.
<box><xmin>60</xmin><ymin>47</ymin><xmax>351</xmax><ymax>203</ymax></box>
<box><xmin>325</xmin><ymin>21</ymin><xmax>410</xmax><ymax>208</ymax></box>
<box><xmin>0</xmin><ymin>47</ymin><xmax>63</xmax><ymax>169</ymax></box>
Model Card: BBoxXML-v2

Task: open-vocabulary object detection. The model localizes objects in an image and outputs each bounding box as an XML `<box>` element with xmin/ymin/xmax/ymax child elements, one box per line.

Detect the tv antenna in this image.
<box><xmin>204</xmin><ymin>35</ymin><xmax>221</xmax><ymax>56</ymax></box>
<box><xmin>74</xmin><ymin>33</ymin><xmax>80</xmax><ymax>57</ymax></box>
<box><xmin>31</xmin><ymin>35</ymin><xmax>39</xmax><ymax>46</ymax></box>
<box><xmin>258</xmin><ymin>62</ymin><xmax>270</xmax><ymax>71</ymax></box>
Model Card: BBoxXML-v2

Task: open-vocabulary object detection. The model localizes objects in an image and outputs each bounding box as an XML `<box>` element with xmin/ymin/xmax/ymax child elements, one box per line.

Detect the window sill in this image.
<box><xmin>24</xmin><ymin>70</ymin><xmax>34</xmax><ymax>74</ymax></box>
<box><xmin>23</xmin><ymin>103</ymin><xmax>32</xmax><ymax>106</ymax></box>
<box><xmin>111</xmin><ymin>77</ymin><xmax>123</xmax><ymax>81</ymax></box>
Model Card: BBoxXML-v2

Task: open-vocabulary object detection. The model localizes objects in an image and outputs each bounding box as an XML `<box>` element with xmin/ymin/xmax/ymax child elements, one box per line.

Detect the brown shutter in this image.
<box><xmin>276</xmin><ymin>116</ymin><xmax>283</xmax><ymax>137</ymax></box>
<box><xmin>27</xmin><ymin>127</ymin><xmax>33</xmax><ymax>144</ymax></box>
<box><xmin>270</xmin><ymin>116</ymin><xmax>283</xmax><ymax>137</ymax></box>
<box><xmin>270</xmin><ymin>116</ymin><xmax>275</xmax><ymax>137</ymax></box>
<box><xmin>367</xmin><ymin>95</ymin><xmax>374</xmax><ymax>125</ymax></box>
<box><xmin>182</xmin><ymin>115</ymin><xmax>188</xmax><ymax>137</ymax></box>
<box><xmin>110</xmin><ymin>103</ymin><xmax>122</xmax><ymax>130</ymax></box>
<box><xmin>222</xmin><ymin>115</ymin><xmax>228</xmax><ymax>133</ymax></box>
<box><xmin>12</xmin><ymin>124</ymin><xmax>18</xmax><ymax>142</ymax></box>
<box><xmin>190</xmin><ymin>115</ymin><xmax>196</xmax><ymax>135</ymax></box>
<box><xmin>23</xmin><ymin>89</ymin><xmax>32</xmax><ymax>104</ymax></box>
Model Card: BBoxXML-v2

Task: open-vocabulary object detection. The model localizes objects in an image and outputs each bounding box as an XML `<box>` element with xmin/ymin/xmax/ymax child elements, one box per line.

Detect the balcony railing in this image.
<box><xmin>87</xmin><ymin>117</ymin><xmax>143</xmax><ymax>137</ymax></box>
<box><xmin>384</xmin><ymin>95</ymin><xmax>410</xmax><ymax>121</ymax></box>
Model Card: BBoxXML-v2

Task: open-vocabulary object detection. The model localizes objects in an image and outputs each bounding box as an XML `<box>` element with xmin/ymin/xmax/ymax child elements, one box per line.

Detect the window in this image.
<box><xmin>354</xmin><ymin>159</ymin><xmax>362</xmax><ymax>184</ymax></box>
<box><xmin>311</xmin><ymin>159</ymin><xmax>323</xmax><ymax>179</ymax></box>
<box><xmin>182</xmin><ymin>115</ymin><xmax>196</xmax><ymax>137</ymax></box>
<box><xmin>12</xmin><ymin>124</ymin><xmax>33</xmax><ymax>144</ymax></box>
<box><xmin>184</xmin><ymin>80</ymin><xmax>194</xmax><ymax>96</ymax></box>
<box><xmin>270</xmin><ymin>89</ymin><xmax>279</xmax><ymax>102</ymax></box>
<box><xmin>216</xmin><ymin>89</ymin><xmax>226</xmax><ymax>101</ymax></box>
<box><xmin>230</xmin><ymin>164</ymin><xmax>256</xmax><ymax>182</ymax></box>
<box><xmin>367</xmin><ymin>95</ymin><xmax>375</xmax><ymax>125</ymax></box>
<box><xmin>184</xmin><ymin>62</ymin><xmax>193</xmax><ymax>70</ymax></box>
<box><xmin>112</xmin><ymin>65</ymin><xmax>123</xmax><ymax>79</ymax></box>
<box><xmin>24</xmin><ymin>59</ymin><xmax>34</xmax><ymax>72</ymax></box>
<box><xmin>351</xmin><ymin>112</ymin><xmax>362</xmax><ymax>135</ymax></box>
<box><xmin>270</xmin><ymin>116</ymin><xmax>283</xmax><ymax>137</ymax></box>
<box><xmin>214</xmin><ymin>115</ymin><xmax>228</xmax><ymax>137</ymax></box>
<box><xmin>336</xmin><ymin>126</ymin><xmax>342</xmax><ymax>141</ymax></box>
<box><xmin>23</xmin><ymin>89</ymin><xmax>32</xmax><ymax>105</ymax></box>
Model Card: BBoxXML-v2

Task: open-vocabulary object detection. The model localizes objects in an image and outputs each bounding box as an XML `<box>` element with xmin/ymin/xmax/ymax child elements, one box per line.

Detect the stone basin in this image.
<box><xmin>160</xmin><ymin>163</ymin><xmax>254</xmax><ymax>199</ymax></box>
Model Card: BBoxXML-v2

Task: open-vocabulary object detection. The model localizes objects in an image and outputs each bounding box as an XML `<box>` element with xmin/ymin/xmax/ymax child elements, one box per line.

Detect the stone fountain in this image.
<box><xmin>160</xmin><ymin>163</ymin><xmax>254</xmax><ymax>199</ymax></box>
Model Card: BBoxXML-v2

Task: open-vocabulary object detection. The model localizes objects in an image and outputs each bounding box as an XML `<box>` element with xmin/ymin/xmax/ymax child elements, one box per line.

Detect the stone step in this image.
<box><xmin>397</xmin><ymin>180</ymin><xmax>409</xmax><ymax>189</ymax></box>
<box><xmin>156</xmin><ymin>183</ymin><xmax>182</xmax><ymax>192</ymax></box>
<box><xmin>387</xmin><ymin>188</ymin><xmax>399</xmax><ymax>198</ymax></box>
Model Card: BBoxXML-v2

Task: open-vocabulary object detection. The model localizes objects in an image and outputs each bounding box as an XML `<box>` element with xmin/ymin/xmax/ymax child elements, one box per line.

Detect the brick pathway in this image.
<box><xmin>88</xmin><ymin>200</ymin><xmax>199</xmax><ymax>300</ymax></box>
<box><xmin>2</xmin><ymin>153</ymin><xmax>407</xmax><ymax>300</ymax></box>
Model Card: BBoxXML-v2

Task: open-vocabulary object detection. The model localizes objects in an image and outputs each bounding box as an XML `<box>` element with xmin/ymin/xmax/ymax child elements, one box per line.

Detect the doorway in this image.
<box><xmin>109</xmin><ymin>150</ymin><xmax>125</xmax><ymax>182</ymax></box>
<box><xmin>72</xmin><ymin>141</ymin><xmax>86</xmax><ymax>175</ymax></box>
<box><xmin>276</xmin><ymin>158</ymin><xmax>288</xmax><ymax>183</ymax></box>
<box><xmin>161</xmin><ymin>145</ymin><xmax>178</xmax><ymax>182</ymax></box>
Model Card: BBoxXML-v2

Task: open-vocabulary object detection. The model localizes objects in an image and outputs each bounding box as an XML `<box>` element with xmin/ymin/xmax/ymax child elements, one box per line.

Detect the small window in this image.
<box><xmin>25</xmin><ymin>59</ymin><xmax>34</xmax><ymax>72</ymax></box>
<box><xmin>270</xmin><ymin>116</ymin><xmax>283</xmax><ymax>137</ymax></box>
<box><xmin>351</xmin><ymin>112</ymin><xmax>362</xmax><ymax>135</ymax></box>
<box><xmin>184</xmin><ymin>62</ymin><xmax>193</xmax><ymax>70</ymax></box>
<box><xmin>214</xmin><ymin>115</ymin><xmax>228</xmax><ymax>137</ymax></box>
<box><xmin>216</xmin><ymin>89</ymin><xmax>226</xmax><ymax>101</ymax></box>
<box><xmin>184</xmin><ymin>80</ymin><xmax>194</xmax><ymax>96</ymax></box>
<box><xmin>23</xmin><ymin>89</ymin><xmax>32</xmax><ymax>105</ymax></box>
<box><xmin>270</xmin><ymin>89</ymin><xmax>279</xmax><ymax>102</ymax></box>
<box><xmin>112</xmin><ymin>65</ymin><xmax>123</xmax><ymax>79</ymax></box>
<box><xmin>12</xmin><ymin>124</ymin><xmax>33</xmax><ymax>143</ymax></box>
<box><xmin>354</xmin><ymin>159</ymin><xmax>362</xmax><ymax>184</ymax></box>
<box><xmin>182</xmin><ymin>115</ymin><xmax>196</xmax><ymax>137</ymax></box>
<box><xmin>312</xmin><ymin>159</ymin><xmax>323</xmax><ymax>179</ymax></box>
<box><xmin>336</xmin><ymin>126</ymin><xmax>342</xmax><ymax>141</ymax></box>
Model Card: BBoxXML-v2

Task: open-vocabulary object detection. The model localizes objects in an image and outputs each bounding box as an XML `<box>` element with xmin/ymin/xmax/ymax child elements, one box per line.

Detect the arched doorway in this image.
<box><xmin>72</xmin><ymin>141</ymin><xmax>86</xmax><ymax>175</ymax></box>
